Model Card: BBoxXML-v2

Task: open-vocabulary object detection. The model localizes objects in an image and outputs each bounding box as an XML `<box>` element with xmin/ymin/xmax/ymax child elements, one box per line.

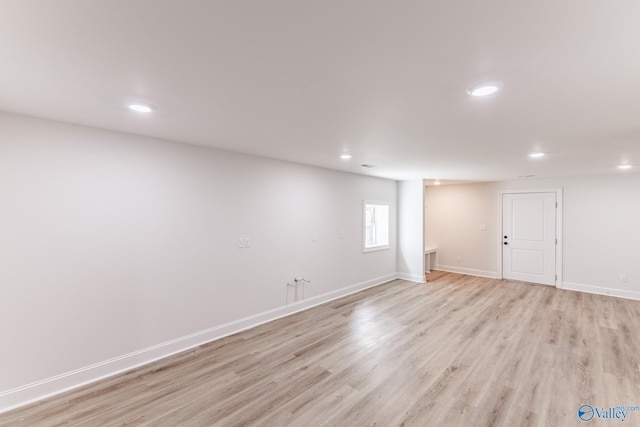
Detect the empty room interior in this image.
<box><xmin>1</xmin><ymin>1</ymin><xmax>640</xmax><ymax>426</ymax></box>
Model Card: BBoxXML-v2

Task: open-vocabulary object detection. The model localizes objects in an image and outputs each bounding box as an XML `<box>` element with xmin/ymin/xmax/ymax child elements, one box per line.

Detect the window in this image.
<box><xmin>363</xmin><ymin>201</ymin><xmax>390</xmax><ymax>252</ymax></box>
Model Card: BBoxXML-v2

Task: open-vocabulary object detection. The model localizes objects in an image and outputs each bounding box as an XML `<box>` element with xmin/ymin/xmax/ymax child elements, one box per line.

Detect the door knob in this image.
<box><xmin>504</xmin><ymin>242</ymin><xmax>508</xmax><ymax>245</ymax></box>
<box><xmin>504</xmin><ymin>235</ymin><xmax>508</xmax><ymax>239</ymax></box>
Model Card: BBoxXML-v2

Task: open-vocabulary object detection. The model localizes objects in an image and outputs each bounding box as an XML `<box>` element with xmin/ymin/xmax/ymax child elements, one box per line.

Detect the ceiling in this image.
<box><xmin>1</xmin><ymin>0</ymin><xmax>639</xmax><ymax>182</ymax></box>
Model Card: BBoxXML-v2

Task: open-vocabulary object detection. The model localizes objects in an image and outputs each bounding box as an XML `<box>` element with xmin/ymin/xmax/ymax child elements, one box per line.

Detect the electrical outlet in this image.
<box><xmin>238</xmin><ymin>238</ymin><xmax>245</xmax><ymax>248</ymax></box>
<box><xmin>456</xmin><ymin>256</ymin><xmax>461</xmax><ymax>263</ymax></box>
<box><xmin>620</xmin><ymin>274</ymin><xmax>628</xmax><ymax>282</ymax></box>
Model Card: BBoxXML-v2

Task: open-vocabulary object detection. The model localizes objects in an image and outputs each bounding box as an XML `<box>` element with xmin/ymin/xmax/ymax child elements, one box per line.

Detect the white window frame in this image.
<box><xmin>363</xmin><ymin>200</ymin><xmax>390</xmax><ymax>252</ymax></box>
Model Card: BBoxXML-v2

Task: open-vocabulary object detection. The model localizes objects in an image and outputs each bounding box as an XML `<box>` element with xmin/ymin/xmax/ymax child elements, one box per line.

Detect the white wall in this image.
<box><xmin>426</xmin><ymin>175</ymin><xmax>640</xmax><ymax>298</ymax></box>
<box><xmin>397</xmin><ymin>180</ymin><xmax>424</xmax><ymax>282</ymax></box>
<box><xmin>425</xmin><ymin>183</ymin><xmax>499</xmax><ymax>277</ymax></box>
<box><xmin>0</xmin><ymin>112</ymin><xmax>399</xmax><ymax>411</ymax></box>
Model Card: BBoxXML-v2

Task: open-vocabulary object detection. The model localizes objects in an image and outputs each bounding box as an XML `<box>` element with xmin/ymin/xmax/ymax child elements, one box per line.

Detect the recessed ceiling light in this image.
<box><xmin>618</xmin><ymin>164</ymin><xmax>632</xmax><ymax>170</ymax></box>
<box><xmin>340</xmin><ymin>153</ymin><xmax>352</xmax><ymax>160</ymax></box>
<box><xmin>528</xmin><ymin>152</ymin><xmax>545</xmax><ymax>158</ymax></box>
<box><xmin>434</xmin><ymin>180</ymin><xmax>441</xmax><ymax>185</ymax></box>
<box><xmin>128</xmin><ymin>103</ymin><xmax>153</xmax><ymax>113</ymax></box>
<box><xmin>467</xmin><ymin>81</ymin><xmax>504</xmax><ymax>97</ymax></box>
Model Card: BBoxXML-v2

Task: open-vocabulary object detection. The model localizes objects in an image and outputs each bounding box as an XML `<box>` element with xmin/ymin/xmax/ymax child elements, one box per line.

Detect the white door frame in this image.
<box><xmin>497</xmin><ymin>188</ymin><xmax>563</xmax><ymax>287</ymax></box>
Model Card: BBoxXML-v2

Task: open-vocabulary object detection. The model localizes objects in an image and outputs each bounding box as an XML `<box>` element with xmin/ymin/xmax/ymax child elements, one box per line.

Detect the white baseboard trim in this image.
<box><xmin>397</xmin><ymin>272</ymin><xmax>426</xmax><ymax>283</ymax></box>
<box><xmin>436</xmin><ymin>265</ymin><xmax>499</xmax><ymax>279</ymax></box>
<box><xmin>561</xmin><ymin>281</ymin><xmax>640</xmax><ymax>301</ymax></box>
<box><xmin>0</xmin><ymin>273</ymin><xmax>400</xmax><ymax>414</ymax></box>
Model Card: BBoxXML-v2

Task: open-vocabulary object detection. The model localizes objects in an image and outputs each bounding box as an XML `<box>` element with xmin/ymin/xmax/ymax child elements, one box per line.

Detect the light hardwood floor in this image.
<box><xmin>2</xmin><ymin>271</ymin><xmax>640</xmax><ymax>426</ymax></box>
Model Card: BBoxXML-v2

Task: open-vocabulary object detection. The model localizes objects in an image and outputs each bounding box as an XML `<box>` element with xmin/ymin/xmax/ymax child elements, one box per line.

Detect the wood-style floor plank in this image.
<box><xmin>2</xmin><ymin>271</ymin><xmax>640</xmax><ymax>427</ymax></box>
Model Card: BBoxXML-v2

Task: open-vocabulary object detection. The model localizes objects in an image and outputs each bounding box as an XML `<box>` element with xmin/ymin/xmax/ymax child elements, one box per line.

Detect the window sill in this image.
<box><xmin>363</xmin><ymin>245</ymin><xmax>390</xmax><ymax>253</ymax></box>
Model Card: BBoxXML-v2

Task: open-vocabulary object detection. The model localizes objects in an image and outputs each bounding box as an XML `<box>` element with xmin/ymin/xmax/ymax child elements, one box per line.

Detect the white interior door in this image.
<box><xmin>502</xmin><ymin>192</ymin><xmax>556</xmax><ymax>286</ymax></box>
